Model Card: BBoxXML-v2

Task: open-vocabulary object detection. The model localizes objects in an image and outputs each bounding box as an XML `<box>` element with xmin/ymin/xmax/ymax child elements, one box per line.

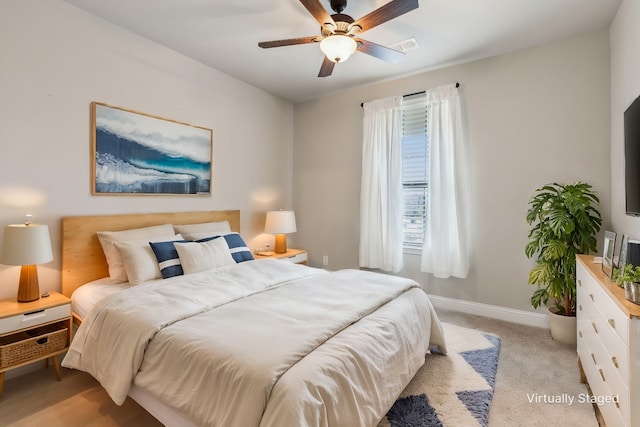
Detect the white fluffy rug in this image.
<box><xmin>379</xmin><ymin>323</ymin><xmax>501</xmax><ymax>427</ymax></box>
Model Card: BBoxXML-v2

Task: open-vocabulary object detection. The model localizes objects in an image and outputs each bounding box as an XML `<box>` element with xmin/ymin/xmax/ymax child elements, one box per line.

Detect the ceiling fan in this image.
<box><xmin>258</xmin><ymin>0</ymin><xmax>419</xmax><ymax>77</ymax></box>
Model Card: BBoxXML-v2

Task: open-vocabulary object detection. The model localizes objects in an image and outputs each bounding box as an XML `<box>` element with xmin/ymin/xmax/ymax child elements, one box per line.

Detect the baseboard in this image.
<box><xmin>427</xmin><ymin>294</ymin><xmax>549</xmax><ymax>329</ymax></box>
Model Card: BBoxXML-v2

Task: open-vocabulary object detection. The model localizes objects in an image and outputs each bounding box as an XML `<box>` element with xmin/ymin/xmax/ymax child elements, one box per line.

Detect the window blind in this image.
<box><xmin>401</xmin><ymin>95</ymin><xmax>428</xmax><ymax>249</ymax></box>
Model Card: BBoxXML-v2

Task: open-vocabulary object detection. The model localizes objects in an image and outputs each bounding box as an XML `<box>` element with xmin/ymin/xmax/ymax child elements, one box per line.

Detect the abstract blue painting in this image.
<box><xmin>91</xmin><ymin>102</ymin><xmax>212</xmax><ymax>195</ymax></box>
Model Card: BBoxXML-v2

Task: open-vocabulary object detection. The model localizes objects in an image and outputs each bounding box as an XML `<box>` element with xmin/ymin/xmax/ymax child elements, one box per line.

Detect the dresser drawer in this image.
<box><xmin>579</xmin><ymin>339</ymin><xmax>628</xmax><ymax>427</ymax></box>
<box><xmin>591</xmin><ymin>315</ymin><xmax>630</xmax><ymax>383</ymax></box>
<box><xmin>578</xmin><ymin>289</ymin><xmax>630</xmax><ymax>382</ymax></box>
<box><xmin>582</xmin><ymin>323</ymin><xmax>629</xmax><ymax>400</ymax></box>
<box><xmin>0</xmin><ymin>304</ymin><xmax>71</xmax><ymax>335</ymax></box>
<box><xmin>577</xmin><ymin>270</ymin><xmax>629</xmax><ymax>344</ymax></box>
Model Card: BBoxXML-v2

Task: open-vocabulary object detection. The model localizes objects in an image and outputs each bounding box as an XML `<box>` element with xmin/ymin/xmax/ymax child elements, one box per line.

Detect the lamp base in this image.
<box><xmin>17</xmin><ymin>265</ymin><xmax>40</xmax><ymax>303</ymax></box>
<box><xmin>274</xmin><ymin>234</ymin><xmax>288</xmax><ymax>254</ymax></box>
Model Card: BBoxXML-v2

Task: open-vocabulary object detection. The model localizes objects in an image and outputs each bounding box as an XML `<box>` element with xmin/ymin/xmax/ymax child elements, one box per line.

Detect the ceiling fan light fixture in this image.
<box><xmin>320</xmin><ymin>34</ymin><xmax>357</xmax><ymax>63</ymax></box>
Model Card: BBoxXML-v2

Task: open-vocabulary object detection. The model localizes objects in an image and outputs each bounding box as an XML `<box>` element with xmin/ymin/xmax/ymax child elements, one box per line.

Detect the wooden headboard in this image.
<box><xmin>61</xmin><ymin>210</ymin><xmax>240</xmax><ymax>297</ymax></box>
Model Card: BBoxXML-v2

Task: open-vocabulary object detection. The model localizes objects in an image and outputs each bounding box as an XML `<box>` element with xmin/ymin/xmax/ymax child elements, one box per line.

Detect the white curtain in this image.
<box><xmin>359</xmin><ymin>96</ymin><xmax>404</xmax><ymax>273</ymax></box>
<box><xmin>420</xmin><ymin>84</ymin><xmax>471</xmax><ymax>278</ymax></box>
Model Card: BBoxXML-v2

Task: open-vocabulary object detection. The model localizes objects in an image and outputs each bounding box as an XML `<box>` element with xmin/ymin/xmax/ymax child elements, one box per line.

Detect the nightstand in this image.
<box><xmin>0</xmin><ymin>291</ymin><xmax>71</xmax><ymax>396</ymax></box>
<box><xmin>255</xmin><ymin>248</ymin><xmax>308</xmax><ymax>265</ymax></box>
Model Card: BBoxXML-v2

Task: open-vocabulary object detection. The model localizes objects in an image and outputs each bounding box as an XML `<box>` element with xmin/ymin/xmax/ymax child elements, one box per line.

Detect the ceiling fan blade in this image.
<box><xmin>352</xmin><ymin>0</ymin><xmax>419</xmax><ymax>33</ymax></box>
<box><xmin>357</xmin><ymin>39</ymin><xmax>405</xmax><ymax>64</ymax></box>
<box><xmin>318</xmin><ymin>56</ymin><xmax>335</xmax><ymax>78</ymax></box>
<box><xmin>299</xmin><ymin>0</ymin><xmax>336</xmax><ymax>28</ymax></box>
<box><xmin>258</xmin><ymin>36</ymin><xmax>320</xmax><ymax>49</ymax></box>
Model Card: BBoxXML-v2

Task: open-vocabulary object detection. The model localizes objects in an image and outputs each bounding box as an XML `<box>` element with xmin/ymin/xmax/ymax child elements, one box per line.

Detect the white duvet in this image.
<box><xmin>63</xmin><ymin>260</ymin><xmax>446</xmax><ymax>427</ymax></box>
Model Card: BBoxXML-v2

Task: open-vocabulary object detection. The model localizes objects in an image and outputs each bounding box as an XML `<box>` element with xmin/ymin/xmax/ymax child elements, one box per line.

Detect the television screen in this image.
<box><xmin>625</xmin><ymin>94</ymin><xmax>640</xmax><ymax>216</ymax></box>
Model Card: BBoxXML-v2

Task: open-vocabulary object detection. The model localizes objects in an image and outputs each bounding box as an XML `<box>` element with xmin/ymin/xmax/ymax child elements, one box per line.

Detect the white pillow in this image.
<box><xmin>97</xmin><ymin>224</ymin><xmax>174</xmax><ymax>282</ymax></box>
<box><xmin>172</xmin><ymin>221</ymin><xmax>231</xmax><ymax>240</ymax></box>
<box><xmin>114</xmin><ymin>234</ymin><xmax>182</xmax><ymax>285</ymax></box>
<box><xmin>174</xmin><ymin>238</ymin><xmax>235</xmax><ymax>275</ymax></box>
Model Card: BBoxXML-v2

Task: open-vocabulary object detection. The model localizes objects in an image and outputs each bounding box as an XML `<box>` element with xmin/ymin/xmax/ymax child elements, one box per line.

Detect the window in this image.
<box><xmin>401</xmin><ymin>96</ymin><xmax>428</xmax><ymax>250</ymax></box>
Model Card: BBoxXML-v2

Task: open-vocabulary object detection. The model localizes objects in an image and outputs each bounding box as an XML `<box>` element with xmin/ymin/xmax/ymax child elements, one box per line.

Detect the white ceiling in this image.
<box><xmin>62</xmin><ymin>0</ymin><xmax>621</xmax><ymax>104</ymax></box>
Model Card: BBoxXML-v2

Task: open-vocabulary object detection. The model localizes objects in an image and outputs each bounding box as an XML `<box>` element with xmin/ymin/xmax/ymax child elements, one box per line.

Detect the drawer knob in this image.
<box><xmin>589</xmin><ymin>294</ymin><xmax>594</xmax><ymax>302</ymax></box>
<box><xmin>579</xmin><ymin>304</ymin><xmax>583</xmax><ymax>312</ymax></box>
<box><xmin>608</xmin><ymin>319</ymin><xmax>616</xmax><ymax>330</ymax></box>
<box><xmin>611</xmin><ymin>356</ymin><xmax>619</xmax><ymax>368</ymax></box>
<box><xmin>599</xmin><ymin>368</ymin><xmax>606</xmax><ymax>382</ymax></box>
<box><xmin>591</xmin><ymin>322</ymin><xmax>598</xmax><ymax>334</ymax></box>
<box><xmin>579</xmin><ymin>331</ymin><xmax>583</xmax><ymax>338</ymax></box>
<box><xmin>591</xmin><ymin>353</ymin><xmax>597</xmax><ymax>364</ymax></box>
<box><xmin>578</xmin><ymin>279</ymin><xmax>582</xmax><ymax>287</ymax></box>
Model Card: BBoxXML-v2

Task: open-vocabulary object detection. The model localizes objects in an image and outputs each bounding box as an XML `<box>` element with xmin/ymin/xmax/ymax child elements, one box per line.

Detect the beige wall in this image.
<box><xmin>610</xmin><ymin>0</ymin><xmax>640</xmax><ymax>237</ymax></box>
<box><xmin>0</xmin><ymin>0</ymin><xmax>617</xmax><ymax>315</ymax></box>
<box><xmin>294</xmin><ymin>32</ymin><xmax>611</xmax><ymax>312</ymax></box>
<box><xmin>0</xmin><ymin>0</ymin><xmax>294</xmax><ymax>300</ymax></box>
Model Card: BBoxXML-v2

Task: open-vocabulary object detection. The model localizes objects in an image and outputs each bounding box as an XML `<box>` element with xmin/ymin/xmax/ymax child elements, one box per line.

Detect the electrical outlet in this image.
<box><xmin>322</xmin><ymin>255</ymin><xmax>329</xmax><ymax>266</ymax></box>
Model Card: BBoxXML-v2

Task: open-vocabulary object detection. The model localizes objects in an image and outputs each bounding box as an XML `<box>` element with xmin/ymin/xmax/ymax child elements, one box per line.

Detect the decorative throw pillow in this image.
<box><xmin>114</xmin><ymin>234</ymin><xmax>183</xmax><ymax>285</ymax></box>
<box><xmin>174</xmin><ymin>238</ymin><xmax>236</xmax><ymax>275</ymax></box>
<box><xmin>97</xmin><ymin>224</ymin><xmax>174</xmax><ymax>282</ymax></box>
<box><xmin>149</xmin><ymin>239</ymin><xmax>190</xmax><ymax>279</ymax></box>
<box><xmin>113</xmin><ymin>241</ymin><xmax>162</xmax><ymax>285</ymax></box>
<box><xmin>197</xmin><ymin>233</ymin><xmax>254</xmax><ymax>263</ymax></box>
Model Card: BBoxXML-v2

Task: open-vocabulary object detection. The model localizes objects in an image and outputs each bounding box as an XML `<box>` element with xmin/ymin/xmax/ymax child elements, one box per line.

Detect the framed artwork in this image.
<box><xmin>91</xmin><ymin>102</ymin><xmax>212</xmax><ymax>195</ymax></box>
<box><xmin>602</xmin><ymin>231</ymin><xmax>617</xmax><ymax>279</ymax></box>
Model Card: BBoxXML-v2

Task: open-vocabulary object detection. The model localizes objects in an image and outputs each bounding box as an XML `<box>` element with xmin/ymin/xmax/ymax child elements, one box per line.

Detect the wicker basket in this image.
<box><xmin>0</xmin><ymin>326</ymin><xmax>68</xmax><ymax>368</ymax></box>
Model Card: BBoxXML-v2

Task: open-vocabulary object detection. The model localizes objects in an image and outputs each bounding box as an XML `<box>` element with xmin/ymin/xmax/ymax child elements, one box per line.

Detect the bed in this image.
<box><xmin>60</xmin><ymin>210</ymin><xmax>446</xmax><ymax>427</ymax></box>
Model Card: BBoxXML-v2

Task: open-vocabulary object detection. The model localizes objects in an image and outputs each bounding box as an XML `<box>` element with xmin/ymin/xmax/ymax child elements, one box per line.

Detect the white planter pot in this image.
<box><xmin>547</xmin><ymin>307</ymin><xmax>577</xmax><ymax>346</ymax></box>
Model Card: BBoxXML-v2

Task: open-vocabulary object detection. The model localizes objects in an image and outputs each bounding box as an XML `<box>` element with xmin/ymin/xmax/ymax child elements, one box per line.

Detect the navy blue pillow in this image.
<box><xmin>197</xmin><ymin>233</ymin><xmax>254</xmax><ymax>263</ymax></box>
<box><xmin>150</xmin><ymin>239</ymin><xmax>189</xmax><ymax>279</ymax></box>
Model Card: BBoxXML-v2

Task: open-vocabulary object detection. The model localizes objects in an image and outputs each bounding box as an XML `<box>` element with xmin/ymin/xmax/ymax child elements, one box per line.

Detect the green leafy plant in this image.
<box><xmin>525</xmin><ymin>182</ymin><xmax>602</xmax><ymax>316</ymax></box>
<box><xmin>613</xmin><ymin>263</ymin><xmax>640</xmax><ymax>287</ymax></box>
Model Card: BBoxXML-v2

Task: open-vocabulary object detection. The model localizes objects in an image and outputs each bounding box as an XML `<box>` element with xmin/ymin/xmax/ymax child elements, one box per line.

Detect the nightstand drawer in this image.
<box><xmin>0</xmin><ymin>304</ymin><xmax>71</xmax><ymax>335</ymax></box>
<box><xmin>0</xmin><ymin>324</ymin><xmax>68</xmax><ymax>368</ymax></box>
<box><xmin>281</xmin><ymin>252</ymin><xmax>308</xmax><ymax>264</ymax></box>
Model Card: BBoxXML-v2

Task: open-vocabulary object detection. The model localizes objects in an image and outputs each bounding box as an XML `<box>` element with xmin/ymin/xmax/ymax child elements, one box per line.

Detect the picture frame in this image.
<box><xmin>617</xmin><ymin>234</ymin><xmax>630</xmax><ymax>270</ymax></box>
<box><xmin>602</xmin><ymin>231</ymin><xmax>617</xmax><ymax>279</ymax></box>
<box><xmin>91</xmin><ymin>102</ymin><xmax>212</xmax><ymax>195</ymax></box>
<box><xmin>612</xmin><ymin>234</ymin><xmax>629</xmax><ymax>278</ymax></box>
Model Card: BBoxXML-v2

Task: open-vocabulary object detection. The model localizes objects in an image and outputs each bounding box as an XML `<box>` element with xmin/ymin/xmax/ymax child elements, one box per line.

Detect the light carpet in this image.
<box><xmin>379</xmin><ymin>323</ymin><xmax>501</xmax><ymax>427</ymax></box>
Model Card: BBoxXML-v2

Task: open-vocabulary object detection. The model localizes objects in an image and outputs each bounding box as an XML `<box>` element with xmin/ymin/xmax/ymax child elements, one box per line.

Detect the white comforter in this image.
<box><xmin>63</xmin><ymin>260</ymin><xmax>446</xmax><ymax>427</ymax></box>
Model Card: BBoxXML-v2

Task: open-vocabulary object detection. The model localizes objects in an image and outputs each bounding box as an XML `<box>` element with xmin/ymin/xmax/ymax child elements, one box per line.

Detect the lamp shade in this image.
<box><xmin>320</xmin><ymin>35</ymin><xmax>357</xmax><ymax>63</ymax></box>
<box><xmin>264</xmin><ymin>211</ymin><xmax>297</xmax><ymax>234</ymax></box>
<box><xmin>1</xmin><ymin>224</ymin><xmax>53</xmax><ymax>266</ymax></box>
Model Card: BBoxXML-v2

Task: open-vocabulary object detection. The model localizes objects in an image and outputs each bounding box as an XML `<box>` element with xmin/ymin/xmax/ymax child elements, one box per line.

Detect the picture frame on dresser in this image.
<box><xmin>617</xmin><ymin>234</ymin><xmax>629</xmax><ymax>270</ymax></box>
<box><xmin>602</xmin><ymin>230</ymin><xmax>616</xmax><ymax>279</ymax></box>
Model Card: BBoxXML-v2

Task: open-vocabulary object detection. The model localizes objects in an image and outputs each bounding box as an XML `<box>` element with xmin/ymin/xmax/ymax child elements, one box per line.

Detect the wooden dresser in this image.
<box><xmin>576</xmin><ymin>255</ymin><xmax>640</xmax><ymax>427</ymax></box>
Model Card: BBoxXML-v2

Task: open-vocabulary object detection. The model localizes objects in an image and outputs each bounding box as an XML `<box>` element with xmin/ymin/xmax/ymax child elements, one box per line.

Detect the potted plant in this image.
<box><xmin>613</xmin><ymin>264</ymin><xmax>640</xmax><ymax>305</ymax></box>
<box><xmin>525</xmin><ymin>182</ymin><xmax>602</xmax><ymax>345</ymax></box>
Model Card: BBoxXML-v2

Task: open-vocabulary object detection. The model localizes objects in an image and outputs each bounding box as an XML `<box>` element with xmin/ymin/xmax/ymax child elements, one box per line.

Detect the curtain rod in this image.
<box><xmin>360</xmin><ymin>82</ymin><xmax>460</xmax><ymax>108</ymax></box>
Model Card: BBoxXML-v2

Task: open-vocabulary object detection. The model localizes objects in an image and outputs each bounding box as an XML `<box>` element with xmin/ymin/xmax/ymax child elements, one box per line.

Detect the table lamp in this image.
<box><xmin>264</xmin><ymin>210</ymin><xmax>297</xmax><ymax>254</ymax></box>
<box><xmin>1</xmin><ymin>220</ymin><xmax>53</xmax><ymax>302</ymax></box>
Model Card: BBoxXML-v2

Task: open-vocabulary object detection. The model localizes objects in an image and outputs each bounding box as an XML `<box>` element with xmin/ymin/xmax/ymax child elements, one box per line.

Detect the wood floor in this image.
<box><xmin>0</xmin><ymin>366</ymin><xmax>161</xmax><ymax>427</ymax></box>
